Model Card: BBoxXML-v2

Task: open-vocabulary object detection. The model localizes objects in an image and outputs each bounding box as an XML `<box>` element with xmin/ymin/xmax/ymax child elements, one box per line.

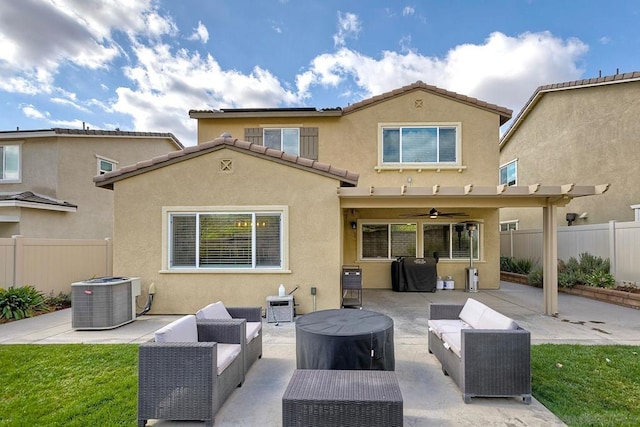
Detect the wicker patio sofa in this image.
<box><xmin>196</xmin><ymin>301</ymin><xmax>263</xmax><ymax>375</ymax></box>
<box><xmin>428</xmin><ymin>298</ymin><xmax>532</xmax><ymax>404</ymax></box>
<box><xmin>137</xmin><ymin>314</ymin><xmax>245</xmax><ymax>427</ymax></box>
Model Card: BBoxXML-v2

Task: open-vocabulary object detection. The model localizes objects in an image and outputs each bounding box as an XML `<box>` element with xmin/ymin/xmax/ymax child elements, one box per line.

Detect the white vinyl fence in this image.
<box><xmin>0</xmin><ymin>236</ymin><xmax>113</xmax><ymax>296</ymax></box>
<box><xmin>500</xmin><ymin>221</ymin><xmax>640</xmax><ymax>285</ymax></box>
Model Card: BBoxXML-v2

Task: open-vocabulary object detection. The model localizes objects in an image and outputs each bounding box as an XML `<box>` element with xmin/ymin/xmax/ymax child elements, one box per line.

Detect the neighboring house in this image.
<box><xmin>499</xmin><ymin>71</ymin><xmax>640</xmax><ymax>230</ymax></box>
<box><xmin>0</xmin><ymin>128</ymin><xmax>182</xmax><ymax>239</ymax></box>
<box><xmin>95</xmin><ymin>81</ymin><xmax>607</xmax><ymax>315</ymax></box>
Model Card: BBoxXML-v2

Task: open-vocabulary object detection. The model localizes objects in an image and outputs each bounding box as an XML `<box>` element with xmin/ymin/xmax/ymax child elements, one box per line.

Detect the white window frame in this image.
<box><xmin>96</xmin><ymin>155</ymin><xmax>118</xmax><ymax>175</ymax></box>
<box><xmin>359</xmin><ymin>221</ymin><xmax>418</xmax><ymax>260</ymax></box>
<box><xmin>263</xmin><ymin>128</ymin><xmax>300</xmax><ymax>155</ymax></box>
<box><xmin>0</xmin><ymin>144</ymin><xmax>21</xmax><ymax>183</ymax></box>
<box><xmin>499</xmin><ymin>159</ymin><xmax>517</xmax><ymax>186</ymax></box>
<box><xmin>500</xmin><ymin>221</ymin><xmax>518</xmax><ymax>231</ymax></box>
<box><xmin>357</xmin><ymin>219</ymin><xmax>481</xmax><ymax>262</ymax></box>
<box><xmin>376</xmin><ymin>122</ymin><xmax>463</xmax><ymax>171</ymax></box>
<box><xmin>161</xmin><ymin>205</ymin><xmax>290</xmax><ymax>273</ymax></box>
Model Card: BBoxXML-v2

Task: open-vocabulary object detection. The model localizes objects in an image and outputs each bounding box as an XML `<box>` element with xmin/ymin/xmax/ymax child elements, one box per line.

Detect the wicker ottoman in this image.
<box><xmin>282</xmin><ymin>369</ymin><xmax>403</xmax><ymax>427</ymax></box>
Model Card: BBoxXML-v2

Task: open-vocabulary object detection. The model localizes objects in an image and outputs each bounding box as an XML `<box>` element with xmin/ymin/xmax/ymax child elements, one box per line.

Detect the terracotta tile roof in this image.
<box><xmin>501</xmin><ymin>71</ymin><xmax>640</xmax><ymax>147</ymax></box>
<box><xmin>342</xmin><ymin>81</ymin><xmax>513</xmax><ymax>125</ymax></box>
<box><xmin>0</xmin><ymin>127</ymin><xmax>183</xmax><ymax>148</ymax></box>
<box><xmin>189</xmin><ymin>81</ymin><xmax>511</xmax><ymax>124</ymax></box>
<box><xmin>94</xmin><ymin>136</ymin><xmax>359</xmax><ymax>190</ymax></box>
<box><xmin>0</xmin><ymin>191</ymin><xmax>77</xmax><ymax>209</ymax></box>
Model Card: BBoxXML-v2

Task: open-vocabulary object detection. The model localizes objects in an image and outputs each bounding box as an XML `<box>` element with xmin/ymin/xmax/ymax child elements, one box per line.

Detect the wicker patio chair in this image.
<box><xmin>196</xmin><ymin>301</ymin><xmax>263</xmax><ymax>375</ymax></box>
<box><xmin>137</xmin><ymin>315</ymin><xmax>245</xmax><ymax>427</ymax></box>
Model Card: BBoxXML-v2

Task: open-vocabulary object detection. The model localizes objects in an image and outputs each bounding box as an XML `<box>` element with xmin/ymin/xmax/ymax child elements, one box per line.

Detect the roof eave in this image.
<box><xmin>0</xmin><ymin>201</ymin><xmax>77</xmax><ymax>212</ymax></box>
<box><xmin>189</xmin><ymin>110</ymin><xmax>343</xmax><ymax>119</ymax></box>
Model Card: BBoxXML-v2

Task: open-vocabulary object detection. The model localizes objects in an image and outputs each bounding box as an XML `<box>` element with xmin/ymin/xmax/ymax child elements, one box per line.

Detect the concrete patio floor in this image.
<box><xmin>2</xmin><ymin>281</ymin><xmax>639</xmax><ymax>426</ymax></box>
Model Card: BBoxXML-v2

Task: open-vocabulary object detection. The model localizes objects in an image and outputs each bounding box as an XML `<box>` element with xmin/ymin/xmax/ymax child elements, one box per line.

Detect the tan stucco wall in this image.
<box><xmin>111</xmin><ymin>148</ymin><xmax>344</xmax><ymax>315</ymax></box>
<box><xmin>500</xmin><ymin>82</ymin><xmax>640</xmax><ymax>228</ymax></box>
<box><xmin>193</xmin><ymin>89</ymin><xmax>505</xmax><ymax>293</ymax></box>
<box><xmin>0</xmin><ymin>135</ymin><xmax>179</xmax><ymax>239</ymax></box>
<box><xmin>197</xmin><ymin>90</ymin><xmax>502</xmax><ymax>188</ymax></box>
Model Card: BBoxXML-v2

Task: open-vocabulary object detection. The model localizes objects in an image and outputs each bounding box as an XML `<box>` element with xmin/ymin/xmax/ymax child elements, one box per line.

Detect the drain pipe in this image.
<box><xmin>137</xmin><ymin>283</ymin><xmax>156</xmax><ymax>317</ymax></box>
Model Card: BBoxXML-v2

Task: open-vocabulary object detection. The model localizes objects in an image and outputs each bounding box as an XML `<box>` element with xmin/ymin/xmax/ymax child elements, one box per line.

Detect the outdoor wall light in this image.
<box><xmin>566</xmin><ymin>212</ymin><xmax>578</xmax><ymax>226</ymax></box>
<box><xmin>350</xmin><ymin>221</ymin><xmax>357</xmax><ymax>230</ymax></box>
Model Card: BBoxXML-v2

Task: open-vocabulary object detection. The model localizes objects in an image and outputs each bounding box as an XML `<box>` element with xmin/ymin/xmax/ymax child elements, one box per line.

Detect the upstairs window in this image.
<box><xmin>381</xmin><ymin>125</ymin><xmax>459</xmax><ymax>165</ymax></box>
<box><xmin>97</xmin><ymin>155</ymin><xmax>117</xmax><ymax>175</ymax></box>
<box><xmin>264</xmin><ymin>128</ymin><xmax>300</xmax><ymax>156</ymax></box>
<box><xmin>500</xmin><ymin>159</ymin><xmax>517</xmax><ymax>186</ymax></box>
<box><xmin>244</xmin><ymin>127</ymin><xmax>318</xmax><ymax>160</ymax></box>
<box><xmin>0</xmin><ymin>145</ymin><xmax>20</xmax><ymax>181</ymax></box>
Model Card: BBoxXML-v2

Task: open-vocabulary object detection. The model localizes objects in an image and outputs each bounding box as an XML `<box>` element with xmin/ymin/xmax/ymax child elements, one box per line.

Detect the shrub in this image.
<box><xmin>0</xmin><ymin>285</ymin><xmax>48</xmax><ymax>320</ymax></box>
<box><xmin>501</xmin><ymin>256</ymin><xmax>536</xmax><ymax>275</ymax></box>
<box><xmin>527</xmin><ymin>253</ymin><xmax>615</xmax><ymax>289</ymax></box>
<box><xmin>45</xmin><ymin>291</ymin><xmax>71</xmax><ymax>310</ymax></box>
<box><xmin>528</xmin><ymin>267</ymin><xmax>543</xmax><ymax>287</ymax></box>
<box><xmin>586</xmin><ymin>271</ymin><xmax>616</xmax><ymax>288</ymax></box>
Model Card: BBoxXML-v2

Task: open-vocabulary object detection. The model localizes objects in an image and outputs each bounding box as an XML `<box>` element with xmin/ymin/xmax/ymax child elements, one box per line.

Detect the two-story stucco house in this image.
<box><xmin>499</xmin><ymin>71</ymin><xmax>640</xmax><ymax>230</ymax></box>
<box><xmin>0</xmin><ymin>128</ymin><xmax>182</xmax><ymax>239</ymax></box>
<box><xmin>95</xmin><ymin>81</ymin><xmax>608</xmax><ymax>315</ymax></box>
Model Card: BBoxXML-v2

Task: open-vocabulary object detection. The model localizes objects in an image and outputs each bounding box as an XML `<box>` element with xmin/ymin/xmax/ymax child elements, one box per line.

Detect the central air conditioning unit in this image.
<box><xmin>71</xmin><ymin>276</ymin><xmax>141</xmax><ymax>330</ymax></box>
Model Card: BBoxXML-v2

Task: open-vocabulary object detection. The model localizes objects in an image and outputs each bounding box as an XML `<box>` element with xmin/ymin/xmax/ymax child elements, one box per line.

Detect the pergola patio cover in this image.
<box><xmin>338</xmin><ymin>183</ymin><xmax>610</xmax><ymax>315</ymax></box>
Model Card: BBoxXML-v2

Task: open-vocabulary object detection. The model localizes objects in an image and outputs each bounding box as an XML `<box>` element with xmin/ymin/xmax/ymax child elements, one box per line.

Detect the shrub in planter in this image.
<box><xmin>526</xmin><ymin>252</ymin><xmax>614</xmax><ymax>289</ymax></box>
<box><xmin>586</xmin><ymin>271</ymin><xmax>616</xmax><ymax>288</ymax></box>
<box><xmin>0</xmin><ymin>285</ymin><xmax>48</xmax><ymax>320</ymax></box>
<box><xmin>501</xmin><ymin>256</ymin><xmax>536</xmax><ymax>275</ymax></box>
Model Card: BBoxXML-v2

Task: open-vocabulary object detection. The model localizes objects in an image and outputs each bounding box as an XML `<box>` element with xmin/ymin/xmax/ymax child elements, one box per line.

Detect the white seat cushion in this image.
<box><xmin>154</xmin><ymin>315</ymin><xmax>198</xmax><ymax>343</ymax></box>
<box><xmin>441</xmin><ymin>332</ymin><xmax>462</xmax><ymax>358</ymax></box>
<box><xmin>217</xmin><ymin>343</ymin><xmax>241</xmax><ymax>375</ymax></box>
<box><xmin>196</xmin><ymin>301</ymin><xmax>232</xmax><ymax>320</ymax></box>
<box><xmin>477</xmin><ymin>307</ymin><xmax>519</xmax><ymax>330</ymax></box>
<box><xmin>246</xmin><ymin>321</ymin><xmax>261</xmax><ymax>343</ymax></box>
<box><xmin>458</xmin><ymin>298</ymin><xmax>486</xmax><ymax>329</ymax></box>
<box><xmin>428</xmin><ymin>319</ymin><xmax>470</xmax><ymax>339</ymax></box>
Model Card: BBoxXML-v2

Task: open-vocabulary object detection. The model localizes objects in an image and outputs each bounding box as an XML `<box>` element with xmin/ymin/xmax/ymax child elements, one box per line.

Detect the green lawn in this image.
<box><xmin>532</xmin><ymin>344</ymin><xmax>640</xmax><ymax>426</ymax></box>
<box><xmin>0</xmin><ymin>344</ymin><xmax>137</xmax><ymax>426</ymax></box>
<box><xmin>1</xmin><ymin>344</ymin><xmax>639</xmax><ymax>426</ymax></box>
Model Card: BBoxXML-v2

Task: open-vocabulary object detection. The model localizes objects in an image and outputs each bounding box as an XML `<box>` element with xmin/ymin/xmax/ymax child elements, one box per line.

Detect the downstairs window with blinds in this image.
<box><xmin>169</xmin><ymin>212</ymin><xmax>282</xmax><ymax>269</ymax></box>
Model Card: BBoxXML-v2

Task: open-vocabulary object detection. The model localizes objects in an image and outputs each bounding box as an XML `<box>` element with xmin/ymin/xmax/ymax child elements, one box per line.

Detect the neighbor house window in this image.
<box><xmin>381</xmin><ymin>125</ymin><xmax>459</xmax><ymax>165</ymax></box>
<box><xmin>169</xmin><ymin>210</ymin><xmax>283</xmax><ymax>270</ymax></box>
<box><xmin>500</xmin><ymin>159</ymin><xmax>517</xmax><ymax>186</ymax></box>
<box><xmin>97</xmin><ymin>157</ymin><xmax>117</xmax><ymax>175</ymax></box>
<box><xmin>0</xmin><ymin>145</ymin><xmax>20</xmax><ymax>181</ymax></box>
<box><xmin>423</xmin><ymin>223</ymin><xmax>479</xmax><ymax>260</ymax></box>
<box><xmin>264</xmin><ymin>128</ymin><xmax>300</xmax><ymax>155</ymax></box>
<box><xmin>361</xmin><ymin>223</ymin><xmax>417</xmax><ymax>259</ymax></box>
<box><xmin>500</xmin><ymin>221</ymin><xmax>518</xmax><ymax>231</ymax></box>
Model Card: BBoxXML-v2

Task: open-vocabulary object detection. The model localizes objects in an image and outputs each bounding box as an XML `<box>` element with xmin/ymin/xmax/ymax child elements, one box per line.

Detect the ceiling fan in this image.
<box><xmin>402</xmin><ymin>208</ymin><xmax>469</xmax><ymax>218</ymax></box>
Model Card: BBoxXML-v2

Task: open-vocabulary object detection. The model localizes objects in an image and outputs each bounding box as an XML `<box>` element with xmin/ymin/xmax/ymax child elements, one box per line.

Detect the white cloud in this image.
<box><xmin>50</xmin><ymin>97</ymin><xmax>91</xmax><ymax>113</ymax></box>
<box><xmin>599</xmin><ymin>36</ymin><xmax>611</xmax><ymax>45</ymax></box>
<box><xmin>298</xmin><ymin>31</ymin><xmax>588</xmax><ymax>116</ymax></box>
<box><xmin>111</xmin><ymin>42</ymin><xmax>300</xmax><ymax>145</ymax></box>
<box><xmin>403</xmin><ymin>6</ymin><xmax>415</xmax><ymax>16</ymax></box>
<box><xmin>188</xmin><ymin>21</ymin><xmax>209</xmax><ymax>43</ymax></box>
<box><xmin>333</xmin><ymin>12</ymin><xmax>361</xmax><ymax>47</ymax></box>
<box><xmin>22</xmin><ymin>104</ymin><xmax>49</xmax><ymax>120</ymax></box>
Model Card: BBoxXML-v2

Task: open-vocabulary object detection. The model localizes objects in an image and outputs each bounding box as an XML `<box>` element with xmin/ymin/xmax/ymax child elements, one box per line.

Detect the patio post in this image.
<box><xmin>542</xmin><ymin>203</ymin><xmax>558</xmax><ymax>315</ymax></box>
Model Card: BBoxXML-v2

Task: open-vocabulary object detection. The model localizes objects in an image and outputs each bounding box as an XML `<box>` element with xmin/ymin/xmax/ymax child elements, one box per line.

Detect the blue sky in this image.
<box><xmin>1</xmin><ymin>1</ymin><xmax>639</xmax><ymax>146</ymax></box>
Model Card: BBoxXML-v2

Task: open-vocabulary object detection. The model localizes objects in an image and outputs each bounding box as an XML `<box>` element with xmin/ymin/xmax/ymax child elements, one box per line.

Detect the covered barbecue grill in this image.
<box><xmin>391</xmin><ymin>255</ymin><xmax>438</xmax><ymax>292</ymax></box>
